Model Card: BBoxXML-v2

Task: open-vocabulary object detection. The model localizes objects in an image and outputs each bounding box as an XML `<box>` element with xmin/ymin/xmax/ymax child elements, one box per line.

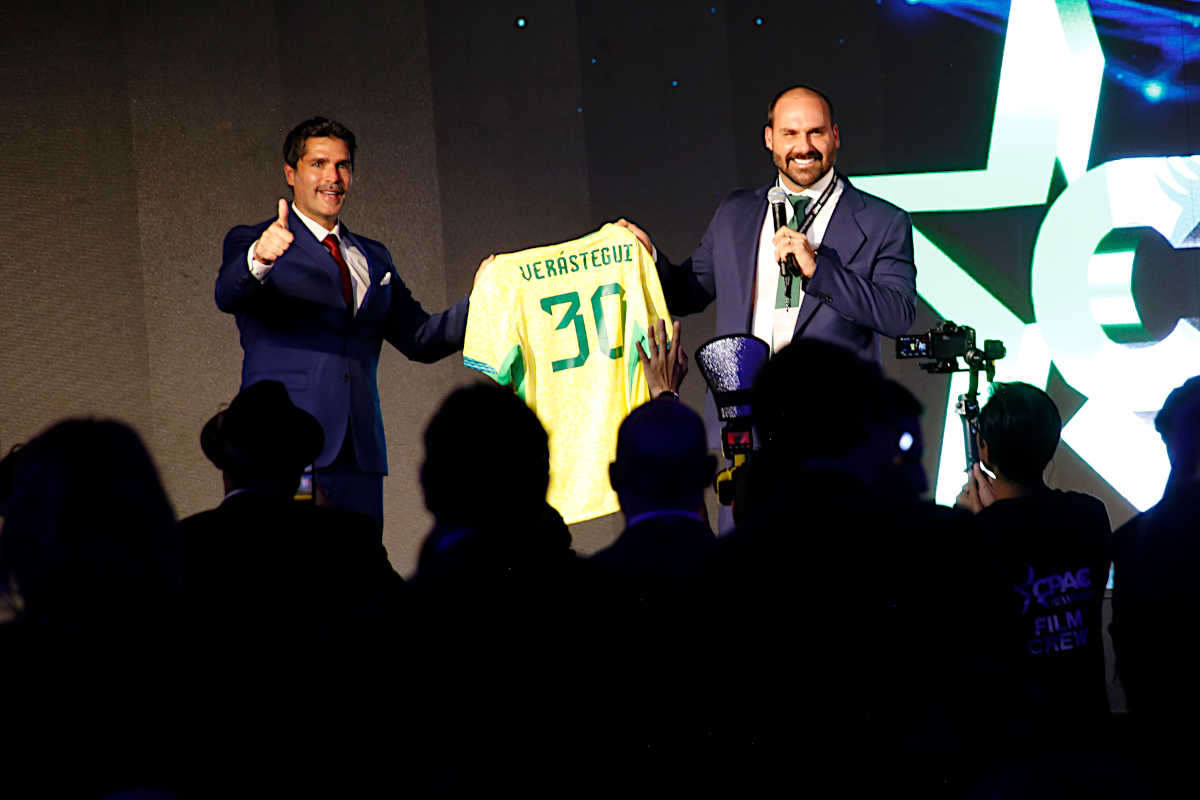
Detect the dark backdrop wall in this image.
<box><xmin>4</xmin><ymin>0</ymin><xmax>1196</xmax><ymax>573</ymax></box>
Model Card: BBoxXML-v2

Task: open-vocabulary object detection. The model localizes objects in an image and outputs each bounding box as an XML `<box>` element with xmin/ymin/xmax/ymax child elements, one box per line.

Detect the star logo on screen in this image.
<box><xmin>851</xmin><ymin>0</ymin><xmax>1200</xmax><ymax>512</ymax></box>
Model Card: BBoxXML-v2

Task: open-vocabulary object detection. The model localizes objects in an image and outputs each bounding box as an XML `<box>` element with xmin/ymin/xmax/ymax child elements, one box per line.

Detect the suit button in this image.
<box><xmin>342</xmin><ymin>374</ymin><xmax>350</xmax><ymax>382</ymax></box>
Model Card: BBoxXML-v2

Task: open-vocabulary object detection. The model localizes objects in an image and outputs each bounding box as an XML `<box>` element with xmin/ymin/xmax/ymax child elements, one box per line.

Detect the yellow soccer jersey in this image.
<box><xmin>464</xmin><ymin>224</ymin><xmax>670</xmax><ymax>524</ymax></box>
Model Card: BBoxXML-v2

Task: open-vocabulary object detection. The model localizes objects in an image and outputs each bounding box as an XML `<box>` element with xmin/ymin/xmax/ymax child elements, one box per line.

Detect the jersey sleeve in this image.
<box><xmin>464</xmin><ymin>260</ymin><xmax>527</xmax><ymax>398</ymax></box>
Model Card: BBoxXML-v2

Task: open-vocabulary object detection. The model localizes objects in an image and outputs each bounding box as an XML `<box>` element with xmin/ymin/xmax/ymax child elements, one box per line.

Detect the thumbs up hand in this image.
<box><xmin>253</xmin><ymin>199</ymin><xmax>295</xmax><ymax>265</ymax></box>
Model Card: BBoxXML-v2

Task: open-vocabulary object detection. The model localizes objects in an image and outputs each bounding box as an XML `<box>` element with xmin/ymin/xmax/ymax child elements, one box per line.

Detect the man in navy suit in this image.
<box><xmin>618</xmin><ymin>85</ymin><xmax>917</xmax><ymax>443</ymax></box>
<box><xmin>216</xmin><ymin>117</ymin><xmax>489</xmax><ymax>527</ymax></box>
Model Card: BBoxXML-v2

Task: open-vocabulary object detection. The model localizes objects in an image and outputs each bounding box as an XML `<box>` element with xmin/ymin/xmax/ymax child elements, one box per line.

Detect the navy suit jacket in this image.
<box><xmin>655</xmin><ymin>175</ymin><xmax>916</xmax><ymax>446</ymax></box>
<box><xmin>216</xmin><ymin>217</ymin><xmax>468</xmax><ymax>473</ymax></box>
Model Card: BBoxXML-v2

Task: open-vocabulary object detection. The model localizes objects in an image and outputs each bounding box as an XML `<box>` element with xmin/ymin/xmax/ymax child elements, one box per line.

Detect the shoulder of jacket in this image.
<box><xmin>344</xmin><ymin>228</ymin><xmax>387</xmax><ymax>253</ymax></box>
<box><xmin>842</xmin><ymin>179</ymin><xmax>908</xmax><ymax>219</ymax></box>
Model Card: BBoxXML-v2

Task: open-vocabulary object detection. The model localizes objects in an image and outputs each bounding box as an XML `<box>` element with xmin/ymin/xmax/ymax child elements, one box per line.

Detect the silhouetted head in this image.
<box><xmin>610</xmin><ymin>400</ymin><xmax>716</xmax><ymax>517</ymax></box>
<box><xmin>977</xmin><ymin>382</ymin><xmax>1062</xmax><ymax>486</ymax></box>
<box><xmin>0</xmin><ymin>420</ymin><xmax>181</xmax><ymax>621</ymax></box>
<box><xmin>885</xmin><ymin>380</ymin><xmax>928</xmax><ymax>496</ymax></box>
<box><xmin>1155</xmin><ymin>375</ymin><xmax>1200</xmax><ymax>481</ymax></box>
<box><xmin>422</xmin><ymin>384</ymin><xmax>550</xmax><ymax>527</ymax></box>
<box><xmin>201</xmin><ymin>379</ymin><xmax>325</xmax><ymax>493</ymax></box>
<box><xmin>756</xmin><ymin>338</ymin><xmax>888</xmax><ymax>451</ymax></box>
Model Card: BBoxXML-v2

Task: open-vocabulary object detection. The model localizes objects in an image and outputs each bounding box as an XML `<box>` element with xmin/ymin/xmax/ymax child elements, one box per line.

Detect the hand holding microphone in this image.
<box><xmin>253</xmin><ymin>199</ymin><xmax>295</xmax><ymax>265</ymax></box>
<box><xmin>767</xmin><ymin>187</ymin><xmax>816</xmax><ymax>279</ymax></box>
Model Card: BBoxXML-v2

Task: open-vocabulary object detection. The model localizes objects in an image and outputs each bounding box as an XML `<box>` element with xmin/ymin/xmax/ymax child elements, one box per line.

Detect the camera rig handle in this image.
<box><xmin>955</xmin><ymin>342</ymin><xmax>1005</xmax><ymax>470</ymax></box>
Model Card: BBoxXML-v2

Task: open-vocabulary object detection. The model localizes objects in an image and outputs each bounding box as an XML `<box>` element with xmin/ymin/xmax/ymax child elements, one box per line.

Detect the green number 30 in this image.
<box><xmin>539</xmin><ymin>283</ymin><xmax>625</xmax><ymax>372</ymax></box>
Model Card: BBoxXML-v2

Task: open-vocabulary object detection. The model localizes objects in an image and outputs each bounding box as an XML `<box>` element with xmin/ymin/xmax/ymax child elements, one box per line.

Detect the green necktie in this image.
<box><xmin>776</xmin><ymin>194</ymin><xmax>812</xmax><ymax>308</ymax></box>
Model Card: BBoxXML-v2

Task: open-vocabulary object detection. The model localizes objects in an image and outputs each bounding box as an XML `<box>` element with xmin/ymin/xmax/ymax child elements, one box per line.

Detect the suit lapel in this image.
<box><xmin>340</xmin><ymin>224</ymin><xmax>385</xmax><ymax>324</ymax></box>
<box><xmin>288</xmin><ymin>214</ymin><xmax>348</xmax><ymax>308</ymax></box>
<box><xmin>791</xmin><ymin>175</ymin><xmax>867</xmax><ymax>336</ymax></box>
<box><xmin>824</xmin><ymin>178</ymin><xmax>867</xmax><ymax>270</ymax></box>
<box><xmin>737</xmin><ymin>185</ymin><xmax>771</xmax><ymax>331</ymax></box>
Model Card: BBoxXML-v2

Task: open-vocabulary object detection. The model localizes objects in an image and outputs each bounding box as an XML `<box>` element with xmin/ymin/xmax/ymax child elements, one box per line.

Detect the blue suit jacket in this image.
<box><xmin>216</xmin><ymin>217</ymin><xmax>469</xmax><ymax>474</ymax></box>
<box><xmin>656</xmin><ymin>175</ymin><xmax>917</xmax><ymax>446</ymax></box>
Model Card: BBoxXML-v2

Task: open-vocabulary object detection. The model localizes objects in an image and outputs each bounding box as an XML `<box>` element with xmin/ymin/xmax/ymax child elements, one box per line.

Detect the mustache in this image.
<box><xmin>316</xmin><ymin>184</ymin><xmax>344</xmax><ymax>193</ymax></box>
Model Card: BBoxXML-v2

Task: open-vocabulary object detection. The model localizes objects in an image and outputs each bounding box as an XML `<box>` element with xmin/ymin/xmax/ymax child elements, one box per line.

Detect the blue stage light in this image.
<box><xmin>1143</xmin><ymin>81</ymin><xmax>1164</xmax><ymax>101</ymax></box>
<box><xmin>755</xmin><ymin>17</ymin><xmax>763</xmax><ymax>25</ymax></box>
<box><xmin>672</xmin><ymin>80</ymin><xmax>679</xmax><ymax>86</ymax></box>
<box><xmin>515</xmin><ymin>17</ymin><xmax>526</xmax><ymax>27</ymax></box>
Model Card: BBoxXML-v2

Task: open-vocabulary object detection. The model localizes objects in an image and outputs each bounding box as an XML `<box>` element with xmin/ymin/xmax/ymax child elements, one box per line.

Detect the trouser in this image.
<box><xmin>314</xmin><ymin>426</ymin><xmax>384</xmax><ymax>530</ymax></box>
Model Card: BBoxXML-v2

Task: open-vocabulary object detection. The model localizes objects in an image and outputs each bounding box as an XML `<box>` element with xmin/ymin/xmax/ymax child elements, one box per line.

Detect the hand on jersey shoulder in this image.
<box><xmin>615</xmin><ymin>218</ymin><xmax>654</xmax><ymax>258</ymax></box>
<box><xmin>473</xmin><ymin>254</ymin><xmax>496</xmax><ymax>288</ymax></box>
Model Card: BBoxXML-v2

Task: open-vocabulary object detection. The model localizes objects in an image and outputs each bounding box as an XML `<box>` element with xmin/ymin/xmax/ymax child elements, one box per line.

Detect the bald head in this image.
<box><xmin>610</xmin><ymin>400</ymin><xmax>715</xmax><ymax>512</ymax></box>
<box><xmin>767</xmin><ymin>85</ymin><xmax>835</xmax><ymax>128</ymax></box>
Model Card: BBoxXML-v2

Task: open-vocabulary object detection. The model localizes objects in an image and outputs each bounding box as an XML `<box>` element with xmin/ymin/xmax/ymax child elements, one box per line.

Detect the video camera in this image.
<box><xmin>896</xmin><ymin>321</ymin><xmax>1006</xmax><ymax>468</ymax></box>
<box><xmin>896</xmin><ymin>321</ymin><xmax>1006</xmax><ymax>374</ymax></box>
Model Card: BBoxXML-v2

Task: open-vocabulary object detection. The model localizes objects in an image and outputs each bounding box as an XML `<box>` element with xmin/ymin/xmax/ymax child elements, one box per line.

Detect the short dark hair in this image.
<box><xmin>767</xmin><ymin>85</ymin><xmax>836</xmax><ymax>128</ymax></box>
<box><xmin>753</xmin><ymin>340</ymin><xmax>886</xmax><ymax>462</ymax></box>
<box><xmin>283</xmin><ymin>117</ymin><xmax>357</xmax><ymax>169</ymax></box>
<box><xmin>977</xmin><ymin>382</ymin><xmax>1062</xmax><ymax>484</ymax></box>
<box><xmin>422</xmin><ymin>384</ymin><xmax>549</xmax><ymax>525</ymax></box>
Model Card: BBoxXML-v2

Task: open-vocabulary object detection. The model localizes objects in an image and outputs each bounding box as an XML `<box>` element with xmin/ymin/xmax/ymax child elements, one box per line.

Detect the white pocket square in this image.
<box><xmin>380</xmin><ymin>272</ymin><xmax>392</xmax><ymax>286</ymax></box>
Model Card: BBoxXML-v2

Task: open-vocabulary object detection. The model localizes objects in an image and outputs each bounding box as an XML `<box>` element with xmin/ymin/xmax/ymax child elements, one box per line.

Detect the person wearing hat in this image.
<box><xmin>180</xmin><ymin>379</ymin><xmax>401</xmax><ymax>795</ymax></box>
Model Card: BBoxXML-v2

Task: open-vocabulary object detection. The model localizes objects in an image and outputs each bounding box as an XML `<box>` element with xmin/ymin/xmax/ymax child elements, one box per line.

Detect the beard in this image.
<box><xmin>774</xmin><ymin>148</ymin><xmax>835</xmax><ymax>189</ymax></box>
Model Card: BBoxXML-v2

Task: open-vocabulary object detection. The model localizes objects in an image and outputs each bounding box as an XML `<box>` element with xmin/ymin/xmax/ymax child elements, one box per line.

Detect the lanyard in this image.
<box><xmin>795</xmin><ymin>171</ymin><xmax>839</xmax><ymax>236</ymax></box>
<box><xmin>782</xmin><ymin>171</ymin><xmax>839</xmax><ymax>309</ymax></box>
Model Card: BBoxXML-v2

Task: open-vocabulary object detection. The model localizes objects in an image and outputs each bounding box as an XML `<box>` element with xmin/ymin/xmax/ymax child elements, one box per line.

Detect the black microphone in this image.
<box><xmin>766</xmin><ymin>186</ymin><xmax>801</xmax><ymax>278</ymax></box>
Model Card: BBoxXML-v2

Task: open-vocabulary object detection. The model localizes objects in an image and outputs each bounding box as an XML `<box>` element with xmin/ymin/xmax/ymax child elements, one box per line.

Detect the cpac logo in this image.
<box><xmin>1013</xmin><ymin>565</ymin><xmax>1093</xmax><ymax>614</ymax></box>
<box><xmin>852</xmin><ymin>0</ymin><xmax>1200</xmax><ymax>511</ymax></box>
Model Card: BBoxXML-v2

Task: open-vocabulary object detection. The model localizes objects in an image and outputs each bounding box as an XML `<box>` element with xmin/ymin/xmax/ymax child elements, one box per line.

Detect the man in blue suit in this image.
<box><xmin>618</xmin><ymin>85</ymin><xmax>917</xmax><ymax>441</ymax></box>
<box><xmin>216</xmin><ymin>117</ymin><xmax>487</xmax><ymax>528</ymax></box>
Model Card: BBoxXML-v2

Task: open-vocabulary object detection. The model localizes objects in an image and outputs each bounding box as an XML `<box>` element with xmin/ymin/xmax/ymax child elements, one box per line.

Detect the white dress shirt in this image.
<box><xmin>750</xmin><ymin>168</ymin><xmax>843</xmax><ymax>353</ymax></box>
<box><xmin>247</xmin><ymin>203</ymin><xmax>371</xmax><ymax>313</ymax></box>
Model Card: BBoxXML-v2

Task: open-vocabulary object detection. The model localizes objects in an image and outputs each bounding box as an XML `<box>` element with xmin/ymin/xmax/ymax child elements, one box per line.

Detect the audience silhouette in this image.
<box><xmin>593</xmin><ymin>399</ymin><xmax>716</xmax><ymax>584</ymax></box>
<box><xmin>885</xmin><ymin>378</ymin><xmax>929</xmax><ymax>496</ymax></box>
<box><xmin>0</xmin><ymin>420</ymin><xmax>187</xmax><ymax>799</ymax></box>
<box><xmin>0</xmin><ymin>443</ymin><xmax>22</xmax><ymax>518</ymax></box>
<box><xmin>0</xmin><ymin>341</ymin><xmax>1182</xmax><ymax>798</ymax></box>
<box><xmin>179</xmin><ymin>380</ymin><xmax>399</xmax><ymax>796</ymax></box>
<box><xmin>1110</xmin><ymin>376</ymin><xmax>1200</xmax><ymax>793</ymax></box>
<box><xmin>321</xmin><ymin>384</ymin><xmax>631</xmax><ymax>797</ymax></box>
<box><xmin>687</xmin><ymin>340</ymin><xmax>987</xmax><ymax>796</ymax></box>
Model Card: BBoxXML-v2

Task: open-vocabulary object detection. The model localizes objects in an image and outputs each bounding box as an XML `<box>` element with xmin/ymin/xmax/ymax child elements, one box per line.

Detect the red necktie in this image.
<box><xmin>322</xmin><ymin>233</ymin><xmax>356</xmax><ymax>312</ymax></box>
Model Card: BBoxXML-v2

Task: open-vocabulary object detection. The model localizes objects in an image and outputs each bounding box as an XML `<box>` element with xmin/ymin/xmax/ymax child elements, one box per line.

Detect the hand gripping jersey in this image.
<box><xmin>464</xmin><ymin>224</ymin><xmax>670</xmax><ymax>524</ymax></box>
